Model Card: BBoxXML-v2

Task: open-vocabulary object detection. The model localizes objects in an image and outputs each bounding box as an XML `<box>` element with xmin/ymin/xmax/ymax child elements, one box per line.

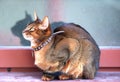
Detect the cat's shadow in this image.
<box><xmin>11</xmin><ymin>11</ymin><xmax>33</xmax><ymax>46</ymax></box>
<box><xmin>11</xmin><ymin>11</ymin><xmax>65</xmax><ymax>46</ymax></box>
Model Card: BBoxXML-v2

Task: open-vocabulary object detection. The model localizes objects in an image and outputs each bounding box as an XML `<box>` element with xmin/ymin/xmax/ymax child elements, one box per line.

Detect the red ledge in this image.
<box><xmin>0</xmin><ymin>46</ymin><xmax>120</xmax><ymax>70</ymax></box>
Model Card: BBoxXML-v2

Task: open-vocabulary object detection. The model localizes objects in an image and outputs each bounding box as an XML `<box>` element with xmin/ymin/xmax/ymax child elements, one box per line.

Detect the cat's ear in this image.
<box><xmin>39</xmin><ymin>16</ymin><xmax>49</xmax><ymax>30</ymax></box>
<box><xmin>34</xmin><ymin>11</ymin><xmax>39</xmax><ymax>21</ymax></box>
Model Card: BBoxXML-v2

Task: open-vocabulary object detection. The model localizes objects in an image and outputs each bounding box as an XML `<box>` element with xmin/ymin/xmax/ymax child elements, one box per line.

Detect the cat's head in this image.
<box><xmin>22</xmin><ymin>12</ymin><xmax>52</xmax><ymax>42</ymax></box>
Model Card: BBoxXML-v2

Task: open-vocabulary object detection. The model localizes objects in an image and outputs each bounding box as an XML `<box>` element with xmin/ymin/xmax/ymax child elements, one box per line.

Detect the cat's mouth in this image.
<box><xmin>23</xmin><ymin>33</ymin><xmax>34</xmax><ymax>41</ymax></box>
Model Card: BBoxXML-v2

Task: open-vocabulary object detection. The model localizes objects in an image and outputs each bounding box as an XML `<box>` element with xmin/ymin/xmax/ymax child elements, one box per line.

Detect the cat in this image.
<box><xmin>22</xmin><ymin>12</ymin><xmax>100</xmax><ymax>81</ymax></box>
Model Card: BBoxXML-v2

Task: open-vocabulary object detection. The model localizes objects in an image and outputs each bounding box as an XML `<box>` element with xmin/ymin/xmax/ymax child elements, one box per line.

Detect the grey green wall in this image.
<box><xmin>0</xmin><ymin>0</ymin><xmax>120</xmax><ymax>46</ymax></box>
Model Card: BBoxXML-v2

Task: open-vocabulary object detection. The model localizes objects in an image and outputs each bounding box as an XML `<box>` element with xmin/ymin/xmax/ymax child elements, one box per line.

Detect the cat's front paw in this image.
<box><xmin>59</xmin><ymin>74</ymin><xmax>71</xmax><ymax>80</ymax></box>
<box><xmin>41</xmin><ymin>74</ymin><xmax>55</xmax><ymax>81</ymax></box>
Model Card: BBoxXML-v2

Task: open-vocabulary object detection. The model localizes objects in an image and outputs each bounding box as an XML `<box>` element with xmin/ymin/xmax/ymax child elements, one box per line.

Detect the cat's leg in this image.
<box><xmin>79</xmin><ymin>39</ymin><xmax>98</xmax><ymax>79</ymax></box>
<box><xmin>57</xmin><ymin>38</ymin><xmax>83</xmax><ymax>79</ymax></box>
<box><xmin>59</xmin><ymin>73</ymin><xmax>72</xmax><ymax>80</ymax></box>
<box><xmin>70</xmin><ymin>63</ymin><xmax>84</xmax><ymax>79</ymax></box>
<box><xmin>61</xmin><ymin>59</ymin><xmax>84</xmax><ymax>79</ymax></box>
<box><xmin>82</xmin><ymin>63</ymin><xmax>96</xmax><ymax>79</ymax></box>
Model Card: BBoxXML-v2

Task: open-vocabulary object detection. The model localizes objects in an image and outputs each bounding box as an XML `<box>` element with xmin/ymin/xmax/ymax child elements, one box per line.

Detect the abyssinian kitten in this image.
<box><xmin>22</xmin><ymin>12</ymin><xmax>100</xmax><ymax>81</ymax></box>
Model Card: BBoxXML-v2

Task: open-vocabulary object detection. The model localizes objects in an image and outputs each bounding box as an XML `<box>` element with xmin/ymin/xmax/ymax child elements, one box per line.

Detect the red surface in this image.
<box><xmin>100</xmin><ymin>48</ymin><xmax>120</xmax><ymax>67</ymax></box>
<box><xmin>0</xmin><ymin>48</ymin><xmax>35</xmax><ymax>67</ymax></box>
<box><xmin>0</xmin><ymin>46</ymin><xmax>120</xmax><ymax>69</ymax></box>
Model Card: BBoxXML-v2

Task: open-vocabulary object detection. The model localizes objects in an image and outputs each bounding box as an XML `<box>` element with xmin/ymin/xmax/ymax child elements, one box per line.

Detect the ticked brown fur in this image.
<box><xmin>22</xmin><ymin>12</ymin><xmax>100</xmax><ymax>81</ymax></box>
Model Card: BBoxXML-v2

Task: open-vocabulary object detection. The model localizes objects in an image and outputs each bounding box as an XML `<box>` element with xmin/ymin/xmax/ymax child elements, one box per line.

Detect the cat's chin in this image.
<box><xmin>24</xmin><ymin>37</ymin><xmax>33</xmax><ymax>41</ymax></box>
<box><xmin>26</xmin><ymin>38</ymin><xmax>34</xmax><ymax>41</ymax></box>
<box><xmin>23</xmin><ymin>34</ymin><xmax>34</xmax><ymax>41</ymax></box>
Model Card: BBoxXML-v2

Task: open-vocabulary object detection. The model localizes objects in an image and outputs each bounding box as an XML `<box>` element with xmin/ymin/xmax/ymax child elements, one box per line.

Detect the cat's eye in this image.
<box><xmin>30</xmin><ymin>27</ymin><xmax>35</xmax><ymax>31</ymax></box>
